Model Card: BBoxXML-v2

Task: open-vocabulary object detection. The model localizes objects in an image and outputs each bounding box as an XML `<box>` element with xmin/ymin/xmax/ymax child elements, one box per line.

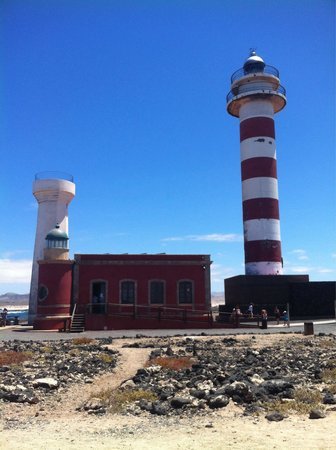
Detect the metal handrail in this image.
<box><xmin>230</xmin><ymin>64</ymin><xmax>280</xmax><ymax>84</ymax></box>
<box><xmin>226</xmin><ymin>84</ymin><xmax>286</xmax><ymax>104</ymax></box>
<box><xmin>71</xmin><ymin>303</ymin><xmax>77</xmax><ymax>322</ymax></box>
<box><xmin>76</xmin><ymin>301</ymin><xmax>212</xmax><ymax>324</ymax></box>
<box><xmin>84</xmin><ymin>302</ymin><xmax>210</xmax><ymax>314</ymax></box>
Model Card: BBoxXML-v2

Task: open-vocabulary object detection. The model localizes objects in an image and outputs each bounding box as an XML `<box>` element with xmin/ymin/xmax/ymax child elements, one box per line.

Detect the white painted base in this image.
<box><xmin>245</xmin><ymin>261</ymin><xmax>283</xmax><ymax>275</ymax></box>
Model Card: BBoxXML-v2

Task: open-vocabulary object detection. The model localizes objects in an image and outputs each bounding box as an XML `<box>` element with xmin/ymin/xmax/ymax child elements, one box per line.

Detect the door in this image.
<box><xmin>91</xmin><ymin>281</ymin><xmax>106</xmax><ymax>313</ymax></box>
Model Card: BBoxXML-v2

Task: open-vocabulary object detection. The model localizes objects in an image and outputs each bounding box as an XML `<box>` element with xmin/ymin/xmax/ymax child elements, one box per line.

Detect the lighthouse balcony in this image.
<box><xmin>230</xmin><ymin>64</ymin><xmax>280</xmax><ymax>84</ymax></box>
<box><xmin>227</xmin><ymin>83</ymin><xmax>286</xmax><ymax>103</ymax></box>
<box><xmin>226</xmin><ymin>84</ymin><xmax>286</xmax><ymax>117</ymax></box>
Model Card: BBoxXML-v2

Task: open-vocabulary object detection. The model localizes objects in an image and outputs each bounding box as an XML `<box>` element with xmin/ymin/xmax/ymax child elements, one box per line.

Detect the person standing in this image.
<box><xmin>235</xmin><ymin>305</ymin><xmax>242</xmax><ymax>327</ymax></box>
<box><xmin>274</xmin><ymin>306</ymin><xmax>281</xmax><ymax>325</ymax></box>
<box><xmin>1</xmin><ymin>308</ymin><xmax>8</xmax><ymax>326</ymax></box>
<box><xmin>261</xmin><ymin>309</ymin><xmax>268</xmax><ymax>329</ymax></box>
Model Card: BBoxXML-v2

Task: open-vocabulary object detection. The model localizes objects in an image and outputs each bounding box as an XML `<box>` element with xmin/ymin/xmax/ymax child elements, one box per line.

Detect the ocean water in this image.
<box><xmin>5</xmin><ymin>309</ymin><xmax>28</xmax><ymax>323</ymax></box>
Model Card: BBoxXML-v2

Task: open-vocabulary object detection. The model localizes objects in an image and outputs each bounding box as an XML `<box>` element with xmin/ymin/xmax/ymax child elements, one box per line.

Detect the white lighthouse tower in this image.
<box><xmin>227</xmin><ymin>50</ymin><xmax>287</xmax><ymax>275</ymax></box>
<box><xmin>28</xmin><ymin>172</ymin><xmax>75</xmax><ymax>323</ymax></box>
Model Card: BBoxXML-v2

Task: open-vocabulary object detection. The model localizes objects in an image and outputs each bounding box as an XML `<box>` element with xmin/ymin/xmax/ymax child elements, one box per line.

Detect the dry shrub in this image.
<box><xmin>327</xmin><ymin>384</ymin><xmax>336</xmax><ymax>394</ymax></box>
<box><xmin>90</xmin><ymin>387</ymin><xmax>114</xmax><ymax>404</ymax></box>
<box><xmin>264</xmin><ymin>387</ymin><xmax>323</xmax><ymax>415</ymax></box>
<box><xmin>40</xmin><ymin>346</ymin><xmax>53</xmax><ymax>353</ymax></box>
<box><xmin>91</xmin><ymin>388</ymin><xmax>156</xmax><ymax>413</ymax></box>
<box><xmin>294</xmin><ymin>387</ymin><xmax>322</xmax><ymax>404</ymax></box>
<box><xmin>110</xmin><ymin>389</ymin><xmax>156</xmax><ymax>413</ymax></box>
<box><xmin>69</xmin><ymin>348</ymin><xmax>81</xmax><ymax>356</ymax></box>
<box><xmin>0</xmin><ymin>350</ymin><xmax>32</xmax><ymax>366</ymax></box>
<box><xmin>72</xmin><ymin>337</ymin><xmax>95</xmax><ymax>345</ymax></box>
<box><xmin>98</xmin><ymin>354</ymin><xmax>115</xmax><ymax>364</ymax></box>
<box><xmin>148</xmin><ymin>356</ymin><xmax>194</xmax><ymax>371</ymax></box>
<box><xmin>318</xmin><ymin>339</ymin><xmax>335</xmax><ymax>348</ymax></box>
<box><xmin>322</xmin><ymin>368</ymin><xmax>336</xmax><ymax>383</ymax></box>
<box><xmin>325</xmin><ymin>359</ymin><xmax>336</xmax><ymax>369</ymax></box>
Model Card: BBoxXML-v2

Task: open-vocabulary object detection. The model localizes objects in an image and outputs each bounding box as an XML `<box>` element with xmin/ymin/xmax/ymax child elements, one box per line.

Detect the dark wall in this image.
<box><xmin>290</xmin><ymin>282</ymin><xmax>336</xmax><ymax>318</ymax></box>
<box><xmin>224</xmin><ymin>275</ymin><xmax>336</xmax><ymax>319</ymax></box>
<box><xmin>225</xmin><ymin>275</ymin><xmax>308</xmax><ymax>306</ymax></box>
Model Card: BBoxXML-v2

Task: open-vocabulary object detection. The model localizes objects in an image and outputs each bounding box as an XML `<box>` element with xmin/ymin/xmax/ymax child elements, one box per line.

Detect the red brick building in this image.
<box><xmin>35</xmin><ymin>253</ymin><xmax>212</xmax><ymax>330</ymax></box>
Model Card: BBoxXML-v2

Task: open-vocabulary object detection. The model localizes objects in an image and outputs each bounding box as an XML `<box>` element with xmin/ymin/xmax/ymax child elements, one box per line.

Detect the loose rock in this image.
<box><xmin>265</xmin><ymin>412</ymin><xmax>286</xmax><ymax>422</ymax></box>
<box><xmin>309</xmin><ymin>409</ymin><xmax>326</xmax><ymax>419</ymax></box>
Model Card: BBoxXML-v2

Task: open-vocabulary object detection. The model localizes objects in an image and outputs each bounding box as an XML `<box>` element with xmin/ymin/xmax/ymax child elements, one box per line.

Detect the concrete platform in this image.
<box><xmin>0</xmin><ymin>319</ymin><xmax>334</xmax><ymax>341</ymax></box>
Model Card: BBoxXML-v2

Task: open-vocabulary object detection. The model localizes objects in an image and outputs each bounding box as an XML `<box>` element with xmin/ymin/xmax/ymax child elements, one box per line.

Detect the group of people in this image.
<box><xmin>230</xmin><ymin>303</ymin><xmax>289</xmax><ymax>327</ymax></box>
<box><xmin>273</xmin><ymin>306</ymin><xmax>289</xmax><ymax>326</ymax></box>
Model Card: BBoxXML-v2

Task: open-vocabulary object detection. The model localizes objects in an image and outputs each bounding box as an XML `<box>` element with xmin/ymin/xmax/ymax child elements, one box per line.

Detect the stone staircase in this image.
<box><xmin>69</xmin><ymin>313</ymin><xmax>85</xmax><ymax>333</ymax></box>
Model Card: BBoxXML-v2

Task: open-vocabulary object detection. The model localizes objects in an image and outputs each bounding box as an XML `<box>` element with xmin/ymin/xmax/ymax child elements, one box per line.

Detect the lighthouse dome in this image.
<box><xmin>243</xmin><ymin>50</ymin><xmax>265</xmax><ymax>74</ymax></box>
<box><xmin>45</xmin><ymin>224</ymin><xmax>69</xmax><ymax>250</ymax></box>
<box><xmin>46</xmin><ymin>224</ymin><xmax>68</xmax><ymax>241</ymax></box>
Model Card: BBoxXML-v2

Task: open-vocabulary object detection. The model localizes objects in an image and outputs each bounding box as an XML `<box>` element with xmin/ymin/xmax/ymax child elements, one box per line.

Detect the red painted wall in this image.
<box><xmin>75</xmin><ymin>255</ymin><xmax>210</xmax><ymax>314</ymax></box>
<box><xmin>35</xmin><ymin>254</ymin><xmax>211</xmax><ymax>330</ymax></box>
<box><xmin>34</xmin><ymin>261</ymin><xmax>73</xmax><ymax>329</ymax></box>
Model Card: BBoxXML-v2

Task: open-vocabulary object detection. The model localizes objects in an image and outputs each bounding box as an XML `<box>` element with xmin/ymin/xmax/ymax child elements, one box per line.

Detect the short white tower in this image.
<box><xmin>28</xmin><ymin>172</ymin><xmax>75</xmax><ymax>323</ymax></box>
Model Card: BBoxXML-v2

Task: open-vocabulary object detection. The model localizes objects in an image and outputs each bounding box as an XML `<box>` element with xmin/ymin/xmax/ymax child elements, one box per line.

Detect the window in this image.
<box><xmin>120</xmin><ymin>280</ymin><xmax>136</xmax><ymax>304</ymax></box>
<box><xmin>38</xmin><ymin>285</ymin><xmax>48</xmax><ymax>303</ymax></box>
<box><xmin>178</xmin><ymin>281</ymin><xmax>193</xmax><ymax>304</ymax></box>
<box><xmin>149</xmin><ymin>281</ymin><xmax>165</xmax><ymax>304</ymax></box>
<box><xmin>47</xmin><ymin>239</ymin><xmax>68</xmax><ymax>249</ymax></box>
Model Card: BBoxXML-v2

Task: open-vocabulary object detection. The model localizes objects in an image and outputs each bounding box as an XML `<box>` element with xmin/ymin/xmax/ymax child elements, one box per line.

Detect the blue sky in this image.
<box><xmin>1</xmin><ymin>0</ymin><xmax>335</xmax><ymax>294</ymax></box>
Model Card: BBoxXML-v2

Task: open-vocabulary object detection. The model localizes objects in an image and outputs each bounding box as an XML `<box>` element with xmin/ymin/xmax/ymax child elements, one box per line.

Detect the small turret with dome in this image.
<box><xmin>46</xmin><ymin>224</ymin><xmax>69</xmax><ymax>249</ymax></box>
<box><xmin>43</xmin><ymin>224</ymin><xmax>70</xmax><ymax>260</ymax></box>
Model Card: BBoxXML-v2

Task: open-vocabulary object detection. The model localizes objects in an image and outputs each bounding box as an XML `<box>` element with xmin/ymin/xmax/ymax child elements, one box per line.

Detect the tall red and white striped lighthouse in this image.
<box><xmin>227</xmin><ymin>51</ymin><xmax>287</xmax><ymax>275</ymax></box>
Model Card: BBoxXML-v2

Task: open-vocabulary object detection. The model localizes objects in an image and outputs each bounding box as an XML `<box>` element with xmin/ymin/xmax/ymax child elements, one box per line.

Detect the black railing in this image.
<box><xmin>35</xmin><ymin>171</ymin><xmax>74</xmax><ymax>182</ymax></box>
<box><xmin>230</xmin><ymin>64</ymin><xmax>280</xmax><ymax>84</ymax></box>
<box><xmin>226</xmin><ymin>84</ymin><xmax>286</xmax><ymax>104</ymax></box>
<box><xmin>76</xmin><ymin>302</ymin><xmax>213</xmax><ymax>325</ymax></box>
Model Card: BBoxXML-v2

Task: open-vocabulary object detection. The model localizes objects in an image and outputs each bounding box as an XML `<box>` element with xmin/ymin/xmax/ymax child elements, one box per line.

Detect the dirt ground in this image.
<box><xmin>1</xmin><ymin>334</ymin><xmax>336</xmax><ymax>450</ymax></box>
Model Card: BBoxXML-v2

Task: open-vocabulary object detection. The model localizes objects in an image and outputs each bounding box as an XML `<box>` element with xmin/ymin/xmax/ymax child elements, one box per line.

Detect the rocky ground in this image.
<box><xmin>0</xmin><ymin>337</ymin><xmax>117</xmax><ymax>405</ymax></box>
<box><xmin>118</xmin><ymin>334</ymin><xmax>336</xmax><ymax>419</ymax></box>
<box><xmin>0</xmin><ymin>333</ymin><xmax>336</xmax><ymax>449</ymax></box>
